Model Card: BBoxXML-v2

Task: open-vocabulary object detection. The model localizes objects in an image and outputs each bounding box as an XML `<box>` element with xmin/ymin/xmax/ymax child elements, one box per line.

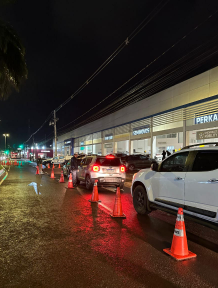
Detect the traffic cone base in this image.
<box><xmin>66</xmin><ymin>173</ymin><xmax>74</xmax><ymax>189</ymax></box>
<box><xmin>110</xmin><ymin>213</ymin><xmax>126</xmax><ymax>218</ymax></box>
<box><xmin>89</xmin><ymin>199</ymin><xmax>101</xmax><ymax>203</ymax></box>
<box><xmin>163</xmin><ymin>207</ymin><xmax>196</xmax><ymax>261</ymax></box>
<box><xmin>110</xmin><ymin>186</ymin><xmax>126</xmax><ymax>218</ymax></box>
<box><xmin>163</xmin><ymin>248</ymin><xmax>196</xmax><ymax>261</ymax></box>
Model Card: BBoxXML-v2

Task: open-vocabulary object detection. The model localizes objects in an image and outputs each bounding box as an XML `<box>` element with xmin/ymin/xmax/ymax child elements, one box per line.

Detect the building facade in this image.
<box><xmin>56</xmin><ymin>66</ymin><xmax>218</xmax><ymax>158</ymax></box>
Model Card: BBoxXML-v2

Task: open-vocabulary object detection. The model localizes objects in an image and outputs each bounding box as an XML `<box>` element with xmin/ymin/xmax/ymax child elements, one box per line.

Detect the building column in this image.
<box><xmin>113</xmin><ymin>128</ymin><xmax>115</xmax><ymax>153</ymax></box>
<box><xmin>101</xmin><ymin>131</ymin><xmax>104</xmax><ymax>155</ymax></box>
<box><xmin>151</xmin><ymin>117</ymin><xmax>153</xmax><ymax>158</ymax></box>
<box><xmin>128</xmin><ymin>124</ymin><xmax>131</xmax><ymax>154</ymax></box>
<box><xmin>183</xmin><ymin>109</ymin><xmax>186</xmax><ymax>147</ymax></box>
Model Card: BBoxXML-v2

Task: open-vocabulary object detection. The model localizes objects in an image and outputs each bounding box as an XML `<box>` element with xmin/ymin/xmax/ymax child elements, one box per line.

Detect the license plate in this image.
<box><xmin>106</xmin><ymin>169</ymin><xmax>115</xmax><ymax>173</ymax></box>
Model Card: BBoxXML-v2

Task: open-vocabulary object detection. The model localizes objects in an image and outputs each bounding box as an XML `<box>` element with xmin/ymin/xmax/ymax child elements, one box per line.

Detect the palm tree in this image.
<box><xmin>0</xmin><ymin>1</ymin><xmax>28</xmax><ymax>100</ymax></box>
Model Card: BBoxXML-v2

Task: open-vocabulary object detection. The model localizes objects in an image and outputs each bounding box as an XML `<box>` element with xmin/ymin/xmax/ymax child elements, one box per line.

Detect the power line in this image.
<box><xmin>57</xmin><ymin>34</ymin><xmax>218</xmax><ymax>135</ymax></box>
<box><xmin>57</xmin><ymin>7</ymin><xmax>218</xmax><ymax>132</ymax></box>
<box><xmin>23</xmin><ymin>0</ymin><xmax>170</xmax><ymax>144</ymax></box>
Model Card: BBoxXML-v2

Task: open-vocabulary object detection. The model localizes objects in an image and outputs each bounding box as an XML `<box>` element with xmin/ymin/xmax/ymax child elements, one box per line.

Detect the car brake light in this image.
<box><xmin>120</xmin><ymin>165</ymin><xmax>125</xmax><ymax>172</ymax></box>
<box><xmin>106</xmin><ymin>155</ymin><xmax>115</xmax><ymax>159</ymax></box>
<box><xmin>92</xmin><ymin>165</ymin><xmax>100</xmax><ymax>172</ymax></box>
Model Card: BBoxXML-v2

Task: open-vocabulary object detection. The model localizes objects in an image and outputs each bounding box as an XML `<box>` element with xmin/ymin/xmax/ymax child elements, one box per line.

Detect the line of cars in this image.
<box><xmin>63</xmin><ymin>154</ymin><xmax>126</xmax><ymax>190</ymax></box>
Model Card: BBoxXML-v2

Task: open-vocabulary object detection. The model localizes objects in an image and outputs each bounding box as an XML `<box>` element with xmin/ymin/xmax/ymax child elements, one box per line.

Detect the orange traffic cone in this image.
<box><xmin>50</xmin><ymin>168</ymin><xmax>55</xmax><ymax>179</ymax></box>
<box><xmin>163</xmin><ymin>208</ymin><xmax>197</xmax><ymax>261</ymax></box>
<box><xmin>58</xmin><ymin>163</ymin><xmax>61</xmax><ymax>169</ymax></box>
<box><xmin>59</xmin><ymin>171</ymin><xmax>65</xmax><ymax>183</ymax></box>
<box><xmin>20</xmin><ymin>161</ymin><xmax>22</xmax><ymax>166</ymax></box>
<box><xmin>66</xmin><ymin>173</ymin><xmax>74</xmax><ymax>189</ymax></box>
<box><xmin>48</xmin><ymin>163</ymin><xmax>50</xmax><ymax>169</ymax></box>
<box><xmin>36</xmin><ymin>166</ymin><xmax>39</xmax><ymax>175</ymax></box>
<box><xmin>89</xmin><ymin>180</ymin><xmax>101</xmax><ymax>203</ymax></box>
<box><xmin>110</xmin><ymin>186</ymin><xmax>126</xmax><ymax>218</ymax></box>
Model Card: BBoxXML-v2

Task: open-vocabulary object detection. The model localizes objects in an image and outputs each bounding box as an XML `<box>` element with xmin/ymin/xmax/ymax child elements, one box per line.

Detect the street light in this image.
<box><xmin>3</xmin><ymin>134</ymin><xmax>9</xmax><ymax>150</ymax></box>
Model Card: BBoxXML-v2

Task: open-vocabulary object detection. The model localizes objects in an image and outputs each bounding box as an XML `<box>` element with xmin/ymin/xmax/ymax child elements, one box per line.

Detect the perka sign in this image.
<box><xmin>195</xmin><ymin>113</ymin><xmax>218</xmax><ymax>124</ymax></box>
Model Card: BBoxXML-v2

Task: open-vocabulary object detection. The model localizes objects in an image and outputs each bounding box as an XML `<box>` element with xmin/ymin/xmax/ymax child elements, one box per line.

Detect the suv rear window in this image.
<box><xmin>192</xmin><ymin>151</ymin><xmax>218</xmax><ymax>171</ymax></box>
<box><xmin>95</xmin><ymin>157</ymin><xmax>121</xmax><ymax>166</ymax></box>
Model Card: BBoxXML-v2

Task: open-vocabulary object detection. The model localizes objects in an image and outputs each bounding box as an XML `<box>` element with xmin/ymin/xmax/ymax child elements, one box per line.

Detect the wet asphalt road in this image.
<box><xmin>1</xmin><ymin>163</ymin><xmax>218</xmax><ymax>288</ymax></box>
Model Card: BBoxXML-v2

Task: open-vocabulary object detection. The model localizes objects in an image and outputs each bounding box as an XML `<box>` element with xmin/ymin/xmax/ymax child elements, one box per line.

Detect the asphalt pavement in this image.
<box><xmin>0</xmin><ymin>162</ymin><xmax>218</xmax><ymax>288</ymax></box>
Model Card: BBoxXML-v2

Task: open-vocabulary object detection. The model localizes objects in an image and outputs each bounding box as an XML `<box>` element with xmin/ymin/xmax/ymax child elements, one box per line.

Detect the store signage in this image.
<box><xmin>80</xmin><ymin>141</ymin><xmax>84</xmax><ymax>146</ymax></box>
<box><xmin>195</xmin><ymin>113</ymin><xmax>218</xmax><ymax>124</ymax></box>
<box><xmin>105</xmin><ymin>143</ymin><xmax>113</xmax><ymax>148</ymax></box>
<box><xmin>41</xmin><ymin>150</ymin><xmax>50</xmax><ymax>152</ymax></box>
<box><xmin>196</xmin><ymin>129</ymin><xmax>218</xmax><ymax>140</ymax></box>
<box><xmin>64</xmin><ymin>138</ymin><xmax>72</xmax><ymax>146</ymax></box>
<box><xmin>133</xmin><ymin>125</ymin><xmax>150</xmax><ymax>136</ymax></box>
<box><xmin>105</xmin><ymin>134</ymin><xmax>113</xmax><ymax>141</ymax></box>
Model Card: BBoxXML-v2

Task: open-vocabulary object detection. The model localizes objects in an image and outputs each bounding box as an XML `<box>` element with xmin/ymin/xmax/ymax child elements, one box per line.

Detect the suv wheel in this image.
<box><xmin>85</xmin><ymin>175</ymin><xmax>93</xmax><ymax>190</ymax></box>
<box><xmin>128</xmin><ymin>164</ymin><xmax>135</xmax><ymax>171</ymax></box>
<box><xmin>133</xmin><ymin>185</ymin><xmax>151</xmax><ymax>215</ymax></box>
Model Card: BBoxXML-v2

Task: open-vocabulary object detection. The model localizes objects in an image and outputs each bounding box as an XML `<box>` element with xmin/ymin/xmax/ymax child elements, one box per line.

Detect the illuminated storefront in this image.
<box><xmin>56</xmin><ymin>67</ymin><xmax>218</xmax><ymax>158</ymax></box>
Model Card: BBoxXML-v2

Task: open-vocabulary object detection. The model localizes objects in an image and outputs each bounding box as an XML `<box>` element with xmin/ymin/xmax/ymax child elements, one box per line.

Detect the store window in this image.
<box><xmin>131</xmin><ymin>139</ymin><xmax>151</xmax><ymax>155</ymax></box>
<box><xmin>93</xmin><ymin>143</ymin><xmax>102</xmax><ymax>155</ymax></box>
<box><xmin>186</xmin><ymin>128</ymin><xmax>218</xmax><ymax>146</ymax></box>
<box><xmin>153</xmin><ymin>132</ymin><xmax>183</xmax><ymax>157</ymax></box>
<box><xmin>115</xmin><ymin>140</ymin><xmax>129</xmax><ymax>154</ymax></box>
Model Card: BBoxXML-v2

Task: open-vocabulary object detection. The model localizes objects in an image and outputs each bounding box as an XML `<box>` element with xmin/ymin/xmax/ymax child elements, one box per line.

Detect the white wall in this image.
<box><xmin>57</xmin><ymin>66</ymin><xmax>218</xmax><ymax>142</ymax></box>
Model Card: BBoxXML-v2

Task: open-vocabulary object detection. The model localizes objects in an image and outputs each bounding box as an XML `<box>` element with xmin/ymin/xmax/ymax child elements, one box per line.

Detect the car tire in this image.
<box><xmin>133</xmin><ymin>185</ymin><xmax>152</xmax><ymax>215</ymax></box>
<box><xmin>85</xmin><ymin>175</ymin><xmax>93</xmax><ymax>190</ymax></box>
<box><xmin>128</xmin><ymin>164</ymin><xmax>135</xmax><ymax>171</ymax></box>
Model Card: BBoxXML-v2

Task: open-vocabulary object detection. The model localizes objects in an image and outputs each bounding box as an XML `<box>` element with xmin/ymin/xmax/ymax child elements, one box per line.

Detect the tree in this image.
<box><xmin>0</xmin><ymin>1</ymin><xmax>28</xmax><ymax>100</ymax></box>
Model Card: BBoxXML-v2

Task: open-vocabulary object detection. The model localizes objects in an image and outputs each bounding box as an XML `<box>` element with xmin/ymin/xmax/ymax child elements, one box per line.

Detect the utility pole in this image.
<box><xmin>54</xmin><ymin>110</ymin><xmax>57</xmax><ymax>156</ymax></box>
<box><xmin>49</xmin><ymin>110</ymin><xmax>59</xmax><ymax>156</ymax></box>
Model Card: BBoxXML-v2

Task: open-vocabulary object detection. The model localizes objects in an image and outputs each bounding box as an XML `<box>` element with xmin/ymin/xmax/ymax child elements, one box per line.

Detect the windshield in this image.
<box><xmin>95</xmin><ymin>158</ymin><xmax>121</xmax><ymax>166</ymax></box>
<box><xmin>59</xmin><ymin>156</ymin><xmax>64</xmax><ymax>159</ymax></box>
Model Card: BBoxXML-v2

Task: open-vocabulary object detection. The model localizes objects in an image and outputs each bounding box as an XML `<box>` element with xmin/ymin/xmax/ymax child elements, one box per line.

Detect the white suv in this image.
<box><xmin>131</xmin><ymin>143</ymin><xmax>218</xmax><ymax>225</ymax></box>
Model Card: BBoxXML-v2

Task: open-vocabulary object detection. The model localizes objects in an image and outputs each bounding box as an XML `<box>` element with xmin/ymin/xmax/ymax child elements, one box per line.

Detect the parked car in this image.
<box><xmin>42</xmin><ymin>157</ymin><xmax>53</xmax><ymax>167</ymax></box>
<box><xmin>131</xmin><ymin>142</ymin><xmax>218</xmax><ymax>225</ymax></box>
<box><xmin>123</xmin><ymin>154</ymin><xmax>157</xmax><ymax>171</ymax></box>
<box><xmin>62</xmin><ymin>155</ymin><xmax>86</xmax><ymax>176</ymax></box>
<box><xmin>77</xmin><ymin>155</ymin><xmax>126</xmax><ymax>190</ymax></box>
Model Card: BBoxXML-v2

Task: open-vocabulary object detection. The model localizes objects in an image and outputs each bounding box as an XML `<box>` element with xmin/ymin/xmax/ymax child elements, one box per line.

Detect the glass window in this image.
<box><xmin>95</xmin><ymin>157</ymin><xmax>121</xmax><ymax>166</ymax></box>
<box><xmin>160</xmin><ymin>152</ymin><xmax>189</xmax><ymax>172</ymax></box>
<box><xmin>140</xmin><ymin>155</ymin><xmax>148</xmax><ymax>160</ymax></box>
<box><xmin>192</xmin><ymin>151</ymin><xmax>218</xmax><ymax>171</ymax></box>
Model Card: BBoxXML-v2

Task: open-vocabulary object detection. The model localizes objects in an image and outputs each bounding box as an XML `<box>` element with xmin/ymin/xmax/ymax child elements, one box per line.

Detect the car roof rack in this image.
<box><xmin>181</xmin><ymin>142</ymin><xmax>218</xmax><ymax>150</ymax></box>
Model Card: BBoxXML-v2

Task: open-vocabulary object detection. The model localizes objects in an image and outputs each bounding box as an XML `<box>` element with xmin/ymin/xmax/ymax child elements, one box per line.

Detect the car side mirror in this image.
<box><xmin>151</xmin><ymin>162</ymin><xmax>158</xmax><ymax>172</ymax></box>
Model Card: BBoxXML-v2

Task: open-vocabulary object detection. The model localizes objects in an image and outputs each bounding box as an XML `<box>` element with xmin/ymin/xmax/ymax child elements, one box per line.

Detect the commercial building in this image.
<box><xmin>56</xmin><ymin>66</ymin><xmax>218</xmax><ymax>158</ymax></box>
<box><xmin>26</xmin><ymin>148</ymin><xmax>53</xmax><ymax>159</ymax></box>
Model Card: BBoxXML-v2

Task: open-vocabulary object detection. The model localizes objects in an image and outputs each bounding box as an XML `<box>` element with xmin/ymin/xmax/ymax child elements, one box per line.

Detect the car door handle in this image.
<box><xmin>174</xmin><ymin>177</ymin><xmax>184</xmax><ymax>181</ymax></box>
<box><xmin>208</xmin><ymin>178</ymin><xmax>218</xmax><ymax>183</ymax></box>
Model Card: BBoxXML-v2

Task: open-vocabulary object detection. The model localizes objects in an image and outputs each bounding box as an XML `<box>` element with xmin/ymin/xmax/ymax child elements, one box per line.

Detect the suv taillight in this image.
<box><xmin>92</xmin><ymin>165</ymin><xmax>100</xmax><ymax>172</ymax></box>
<box><xmin>120</xmin><ymin>165</ymin><xmax>125</xmax><ymax>173</ymax></box>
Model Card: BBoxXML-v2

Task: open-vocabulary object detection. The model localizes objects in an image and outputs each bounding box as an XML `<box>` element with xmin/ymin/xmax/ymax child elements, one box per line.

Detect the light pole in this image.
<box><xmin>3</xmin><ymin>134</ymin><xmax>9</xmax><ymax>150</ymax></box>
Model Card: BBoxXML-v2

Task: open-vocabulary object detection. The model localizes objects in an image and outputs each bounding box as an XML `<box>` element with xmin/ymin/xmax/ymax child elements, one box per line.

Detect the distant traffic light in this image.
<box><xmin>5</xmin><ymin>150</ymin><xmax>9</xmax><ymax>154</ymax></box>
<box><xmin>19</xmin><ymin>144</ymin><xmax>24</xmax><ymax>149</ymax></box>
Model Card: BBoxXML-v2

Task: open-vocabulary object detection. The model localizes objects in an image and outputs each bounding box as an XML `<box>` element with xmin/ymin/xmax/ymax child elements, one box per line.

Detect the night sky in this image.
<box><xmin>0</xmin><ymin>0</ymin><xmax>218</xmax><ymax>149</ymax></box>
